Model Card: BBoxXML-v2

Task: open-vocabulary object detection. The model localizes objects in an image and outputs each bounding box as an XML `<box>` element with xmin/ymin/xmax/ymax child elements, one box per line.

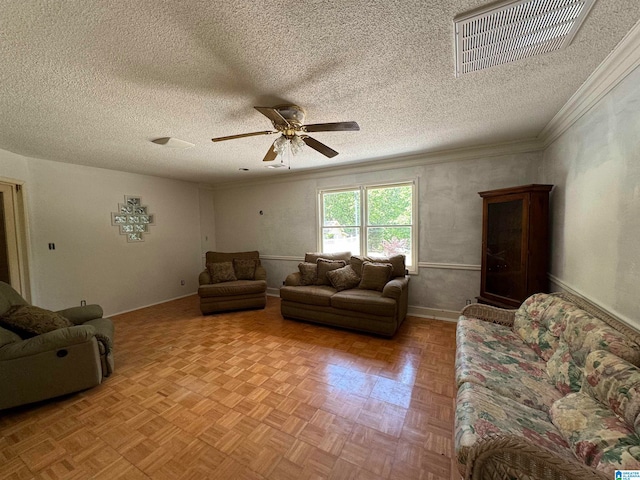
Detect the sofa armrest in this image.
<box><xmin>199</xmin><ymin>270</ymin><xmax>211</xmax><ymax>285</ymax></box>
<box><xmin>285</xmin><ymin>272</ymin><xmax>303</xmax><ymax>286</ymax></box>
<box><xmin>0</xmin><ymin>325</ymin><xmax>97</xmax><ymax>361</ymax></box>
<box><xmin>255</xmin><ymin>265</ymin><xmax>267</xmax><ymax>281</ymax></box>
<box><xmin>460</xmin><ymin>434</ymin><xmax>607</xmax><ymax>480</ymax></box>
<box><xmin>460</xmin><ymin>303</ymin><xmax>516</xmax><ymax>327</ymax></box>
<box><xmin>382</xmin><ymin>276</ymin><xmax>409</xmax><ymax>301</ymax></box>
<box><xmin>57</xmin><ymin>304</ymin><xmax>104</xmax><ymax>325</ymax></box>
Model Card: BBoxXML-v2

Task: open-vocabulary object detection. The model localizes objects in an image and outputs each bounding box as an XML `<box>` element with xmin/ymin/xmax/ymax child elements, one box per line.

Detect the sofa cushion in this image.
<box><xmin>0</xmin><ymin>326</ymin><xmax>21</xmax><ymax>348</ymax></box>
<box><xmin>207</xmin><ymin>262</ymin><xmax>237</xmax><ymax>284</ymax></box>
<box><xmin>279</xmin><ymin>285</ymin><xmax>336</xmax><ymax>307</ymax></box>
<box><xmin>546</xmin><ymin>342</ymin><xmax>583</xmax><ymax>395</ymax></box>
<box><xmin>550</xmin><ymin>392</ymin><xmax>640</xmax><ymax>469</ymax></box>
<box><xmin>455</xmin><ymin>329</ymin><xmax>562</xmax><ymax>412</ymax></box>
<box><xmin>455</xmin><ymin>382</ymin><xmax>573</xmax><ymax>467</ymax></box>
<box><xmin>233</xmin><ymin>258</ymin><xmax>257</xmax><ymax>280</ymax></box>
<box><xmin>514</xmin><ymin>294</ymin><xmax>640</xmax><ymax>368</ymax></box>
<box><xmin>304</xmin><ymin>251</ymin><xmax>351</xmax><ymax>264</ymax></box>
<box><xmin>582</xmin><ymin>350</ymin><xmax>640</xmax><ymax>430</ymax></box>
<box><xmin>297</xmin><ymin>262</ymin><xmax>317</xmax><ymax>285</ymax></box>
<box><xmin>0</xmin><ymin>305</ymin><xmax>74</xmax><ymax>338</ymax></box>
<box><xmin>350</xmin><ymin>254</ymin><xmax>405</xmax><ymax>278</ymax></box>
<box><xmin>358</xmin><ymin>261</ymin><xmax>392</xmax><ymax>291</ymax></box>
<box><xmin>326</xmin><ymin>265</ymin><xmax>361</xmax><ymax>292</ymax></box>
<box><xmin>456</xmin><ymin>317</ymin><xmax>541</xmax><ymax>363</ymax></box>
<box><xmin>198</xmin><ymin>280</ymin><xmax>266</xmax><ymax>298</ymax></box>
<box><xmin>316</xmin><ymin>259</ymin><xmax>346</xmax><ymax>286</ymax></box>
<box><xmin>513</xmin><ymin>293</ymin><xmax>568</xmax><ymax>361</ymax></box>
<box><xmin>331</xmin><ymin>289</ymin><xmax>396</xmax><ymax>317</ymax></box>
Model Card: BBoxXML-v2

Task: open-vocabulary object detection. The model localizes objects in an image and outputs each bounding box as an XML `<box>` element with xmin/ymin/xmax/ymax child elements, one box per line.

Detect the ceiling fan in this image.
<box><xmin>211</xmin><ymin>105</ymin><xmax>360</xmax><ymax>162</ymax></box>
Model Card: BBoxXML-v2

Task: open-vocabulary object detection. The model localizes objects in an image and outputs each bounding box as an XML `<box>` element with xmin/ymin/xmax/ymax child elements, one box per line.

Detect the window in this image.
<box><xmin>319</xmin><ymin>181</ymin><xmax>417</xmax><ymax>271</ymax></box>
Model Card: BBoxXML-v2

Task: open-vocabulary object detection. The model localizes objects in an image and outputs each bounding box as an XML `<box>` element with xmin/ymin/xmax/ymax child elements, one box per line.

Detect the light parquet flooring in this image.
<box><xmin>1</xmin><ymin>295</ymin><xmax>458</xmax><ymax>480</ymax></box>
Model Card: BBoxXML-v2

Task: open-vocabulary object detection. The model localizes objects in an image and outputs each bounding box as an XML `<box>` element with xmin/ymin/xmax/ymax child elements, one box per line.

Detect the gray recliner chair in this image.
<box><xmin>0</xmin><ymin>282</ymin><xmax>114</xmax><ymax>410</ymax></box>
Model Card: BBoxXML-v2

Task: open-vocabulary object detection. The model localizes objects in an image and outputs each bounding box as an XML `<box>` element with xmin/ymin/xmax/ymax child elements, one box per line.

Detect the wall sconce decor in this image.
<box><xmin>111</xmin><ymin>196</ymin><xmax>155</xmax><ymax>242</ymax></box>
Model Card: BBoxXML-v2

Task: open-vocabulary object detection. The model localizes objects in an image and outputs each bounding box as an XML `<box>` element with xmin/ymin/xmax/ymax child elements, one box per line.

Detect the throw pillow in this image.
<box><xmin>316</xmin><ymin>258</ymin><xmax>347</xmax><ymax>286</ymax></box>
<box><xmin>326</xmin><ymin>265</ymin><xmax>361</xmax><ymax>292</ymax></box>
<box><xmin>233</xmin><ymin>258</ymin><xmax>257</xmax><ymax>280</ymax></box>
<box><xmin>298</xmin><ymin>262</ymin><xmax>318</xmax><ymax>285</ymax></box>
<box><xmin>358</xmin><ymin>261</ymin><xmax>393</xmax><ymax>291</ymax></box>
<box><xmin>207</xmin><ymin>262</ymin><xmax>237</xmax><ymax>284</ymax></box>
<box><xmin>0</xmin><ymin>305</ymin><xmax>73</xmax><ymax>338</ymax></box>
<box><xmin>351</xmin><ymin>254</ymin><xmax>405</xmax><ymax>277</ymax></box>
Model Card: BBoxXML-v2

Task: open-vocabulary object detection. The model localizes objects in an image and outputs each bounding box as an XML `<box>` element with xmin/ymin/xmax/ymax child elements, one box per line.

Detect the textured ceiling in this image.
<box><xmin>1</xmin><ymin>1</ymin><xmax>639</xmax><ymax>185</ymax></box>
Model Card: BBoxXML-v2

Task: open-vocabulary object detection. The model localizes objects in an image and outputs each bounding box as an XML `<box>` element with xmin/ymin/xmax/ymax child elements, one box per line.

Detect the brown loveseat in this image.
<box><xmin>280</xmin><ymin>251</ymin><xmax>409</xmax><ymax>337</ymax></box>
<box><xmin>198</xmin><ymin>251</ymin><xmax>267</xmax><ymax>314</ymax></box>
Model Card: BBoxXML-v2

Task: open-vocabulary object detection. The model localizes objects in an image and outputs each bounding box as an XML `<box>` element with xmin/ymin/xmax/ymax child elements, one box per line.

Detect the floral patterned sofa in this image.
<box><xmin>455</xmin><ymin>292</ymin><xmax>640</xmax><ymax>480</ymax></box>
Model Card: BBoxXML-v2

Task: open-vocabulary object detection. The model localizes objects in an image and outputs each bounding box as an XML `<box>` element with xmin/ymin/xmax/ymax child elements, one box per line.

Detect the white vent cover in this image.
<box><xmin>454</xmin><ymin>0</ymin><xmax>596</xmax><ymax>77</ymax></box>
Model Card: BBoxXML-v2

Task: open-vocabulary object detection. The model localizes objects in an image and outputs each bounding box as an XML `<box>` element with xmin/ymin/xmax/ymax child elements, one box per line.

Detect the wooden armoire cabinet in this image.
<box><xmin>477</xmin><ymin>184</ymin><xmax>553</xmax><ymax>308</ymax></box>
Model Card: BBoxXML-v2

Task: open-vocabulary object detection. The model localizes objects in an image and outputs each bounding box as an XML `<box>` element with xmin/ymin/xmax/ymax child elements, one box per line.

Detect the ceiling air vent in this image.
<box><xmin>454</xmin><ymin>0</ymin><xmax>596</xmax><ymax>77</ymax></box>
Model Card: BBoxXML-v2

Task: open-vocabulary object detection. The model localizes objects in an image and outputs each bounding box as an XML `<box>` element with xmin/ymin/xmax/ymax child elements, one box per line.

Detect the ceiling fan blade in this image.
<box><xmin>304</xmin><ymin>121</ymin><xmax>360</xmax><ymax>132</ymax></box>
<box><xmin>211</xmin><ymin>130</ymin><xmax>275</xmax><ymax>142</ymax></box>
<box><xmin>263</xmin><ymin>141</ymin><xmax>278</xmax><ymax>162</ymax></box>
<box><xmin>254</xmin><ymin>107</ymin><xmax>290</xmax><ymax>127</ymax></box>
<box><xmin>302</xmin><ymin>136</ymin><xmax>339</xmax><ymax>158</ymax></box>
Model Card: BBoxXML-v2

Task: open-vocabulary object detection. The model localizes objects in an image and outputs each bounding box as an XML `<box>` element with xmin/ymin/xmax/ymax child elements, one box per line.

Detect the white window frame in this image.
<box><xmin>317</xmin><ymin>180</ymin><xmax>418</xmax><ymax>274</ymax></box>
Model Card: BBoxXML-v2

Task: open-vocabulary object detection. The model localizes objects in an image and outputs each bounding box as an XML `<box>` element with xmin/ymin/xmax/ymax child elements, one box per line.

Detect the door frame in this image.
<box><xmin>0</xmin><ymin>179</ymin><xmax>30</xmax><ymax>300</ymax></box>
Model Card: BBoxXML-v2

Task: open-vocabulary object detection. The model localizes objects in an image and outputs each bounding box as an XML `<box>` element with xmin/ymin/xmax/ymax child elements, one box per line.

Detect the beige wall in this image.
<box><xmin>0</xmin><ymin>151</ymin><xmax>202</xmax><ymax>316</ymax></box>
<box><xmin>542</xmin><ymin>65</ymin><xmax>640</xmax><ymax>327</ymax></box>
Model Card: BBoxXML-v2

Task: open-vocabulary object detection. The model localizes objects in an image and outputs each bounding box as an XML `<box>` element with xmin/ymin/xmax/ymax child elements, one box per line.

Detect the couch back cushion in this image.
<box><xmin>304</xmin><ymin>251</ymin><xmax>351</xmax><ymax>264</ymax></box>
<box><xmin>0</xmin><ymin>326</ymin><xmax>21</xmax><ymax>348</ymax></box>
<box><xmin>350</xmin><ymin>254</ymin><xmax>405</xmax><ymax>278</ymax></box>
<box><xmin>582</xmin><ymin>350</ymin><xmax>640</xmax><ymax>430</ymax></box>
<box><xmin>515</xmin><ymin>294</ymin><xmax>640</xmax><ymax>375</ymax></box>
<box><xmin>206</xmin><ymin>251</ymin><xmax>261</xmax><ymax>265</ymax></box>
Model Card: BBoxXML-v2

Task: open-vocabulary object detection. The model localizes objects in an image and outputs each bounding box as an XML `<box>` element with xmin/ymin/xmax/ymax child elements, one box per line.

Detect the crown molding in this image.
<box><xmin>539</xmin><ymin>19</ymin><xmax>640</xmax><ymax>147</ymax></box>
<box><xmin>211</xmin><ymin>138</ymin><xmax>543</xmax><ymax>191</ymax></box>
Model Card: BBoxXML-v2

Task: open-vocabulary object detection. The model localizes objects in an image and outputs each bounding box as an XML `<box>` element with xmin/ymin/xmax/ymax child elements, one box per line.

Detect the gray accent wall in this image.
<box><xmin>542</xmin><ymin>65</ymin><xmax>640</xmax><ymax>327</ymax></box>
<box><xmin>213</xmin><ymin>152</ymin><xmax>542</xmax><ymax>315</ymax></box>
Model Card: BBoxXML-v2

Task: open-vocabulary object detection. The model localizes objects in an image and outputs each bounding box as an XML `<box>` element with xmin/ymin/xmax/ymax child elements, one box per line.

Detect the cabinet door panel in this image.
<box><xmin>484</xmin><ymin>198</ymin><xmax>526</xmax><ymax>301</ymax></box>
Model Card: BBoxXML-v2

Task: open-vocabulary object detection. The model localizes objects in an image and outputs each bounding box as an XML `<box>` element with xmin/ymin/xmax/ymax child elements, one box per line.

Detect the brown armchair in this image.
<box><xmin>198</xmin><ymin>251</ymin><xmax>267</xmax><ymax>314</ymax></box>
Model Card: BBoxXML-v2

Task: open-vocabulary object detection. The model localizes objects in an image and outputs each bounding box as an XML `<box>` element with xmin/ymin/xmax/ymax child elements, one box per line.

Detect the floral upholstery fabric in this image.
<box><xmin>455</xmin><ymin>328</ymin><xmax>562</xmax><ymax>412</ymax></box>
<box><xmin>514</xmin><ymin>293</ymin><xmax>567</xmax><ymax>361</ymax></box>
<box><xmin>457</xmin><ymin>317</ymin><xmax>541</xmax><ymax>363</ymax></box>
<box><xmin>564</xmin><ymin>315</ymin><xmax>640</xmax><ymax>368</ymax></box>
<box><xmin>516</xmin><ymin>293</ymin><xmax>640</xmax><ymax>368</ymax></box>
<box><xmin>550</xmin><ymin>392</ymin><xmax>640</xmax><ymax>470</ymax></box>
<box><xmin>455</xmin><ymin>382</ymin><xmax>573</xmax><ymax>466</ymax></box>
<box><xmin>546</xmin><ymin>342</ymin><xmax>583</xmax><ymax>395</ymax></box>
<box><xmin>582</xmin><ymin>350</ymin><xmax>640</xmax><ymax>429</ymax></box>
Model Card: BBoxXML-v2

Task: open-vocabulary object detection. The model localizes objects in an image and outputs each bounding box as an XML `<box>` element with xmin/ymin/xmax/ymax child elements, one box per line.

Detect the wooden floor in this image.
<box><xmin>0</xmin><ymin>296</ymin><xmax>458</xmax><ymax>480</ymax></box>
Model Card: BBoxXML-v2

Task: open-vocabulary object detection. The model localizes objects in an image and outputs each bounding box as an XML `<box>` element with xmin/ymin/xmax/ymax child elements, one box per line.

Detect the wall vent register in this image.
<box><xmin>454</xmin><ymin>0</ymin><xmax>596</xmax><ymax>77</ymax></box>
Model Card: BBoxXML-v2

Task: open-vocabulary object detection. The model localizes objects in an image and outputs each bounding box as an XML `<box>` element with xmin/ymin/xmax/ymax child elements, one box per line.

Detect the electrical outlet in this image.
<box><xmin>466</xmin><ymin>299</ymin><xmax>472</xmax><ymax>305</ymax></box>
<box><xmin>180</xmin><ymin>280</ymin><xmax>185</xmax><ymax>286</ymax></box>
<box><xmin>80</xmin><ymin>300</ymin><xmax>86</xmax><ymax>306</ymax></box>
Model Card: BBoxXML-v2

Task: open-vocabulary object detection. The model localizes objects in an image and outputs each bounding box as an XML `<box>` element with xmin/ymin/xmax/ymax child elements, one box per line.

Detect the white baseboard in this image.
<box><xmin>407</xmin><ymin>306</ymin><xmax>459</xmax><ymax>322</ymax></box>
<box><xmin>107</xmin><ymin>291</ymin><xmax>198</xmax><ymax>317</ymax></box>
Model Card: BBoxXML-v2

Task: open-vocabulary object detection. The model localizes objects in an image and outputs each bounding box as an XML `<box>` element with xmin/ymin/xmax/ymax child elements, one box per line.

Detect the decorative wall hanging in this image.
<box><xmin>111</xmin><ymin>196</ymin><xmax>155</xmax><ymax>242</ymax></box>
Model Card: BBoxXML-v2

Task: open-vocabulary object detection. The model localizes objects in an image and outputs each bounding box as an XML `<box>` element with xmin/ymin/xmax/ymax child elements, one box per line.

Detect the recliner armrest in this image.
<box><xmin>0</xmin><ymin>325</ymin><xmax>97</xmax><ymax>361</ymax></box>
<box><xmin>382</xmin><ymin>276</ymin><xmax>409</xmax><ymax>300</ymax></box>
<box><xmin>57</xmin><ymin>305</ymin><xmax>104</xmax><ymax>325</ymax></box>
